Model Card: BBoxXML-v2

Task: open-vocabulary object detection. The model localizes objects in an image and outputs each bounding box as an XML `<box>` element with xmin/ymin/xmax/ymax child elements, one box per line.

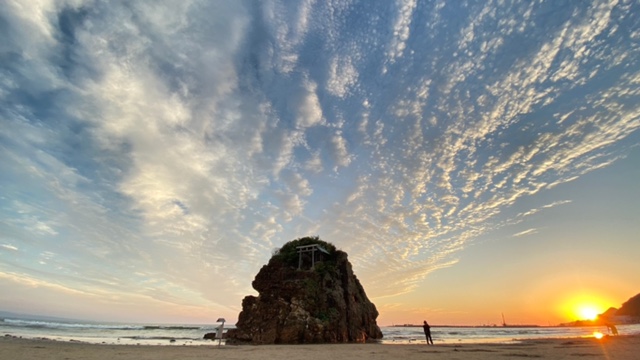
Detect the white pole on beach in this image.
<box><xmin>216</xmin><ymin>318</ymin><xmax>225</xmax><ymax>347</ymax></box>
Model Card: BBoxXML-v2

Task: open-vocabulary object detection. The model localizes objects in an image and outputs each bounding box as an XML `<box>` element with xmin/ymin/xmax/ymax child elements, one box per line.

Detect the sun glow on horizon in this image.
<box><xmin>577</xmin><ymin>305</ymin><xmax>600</xmax><ymax>321</ymax></box>
<box><xmin>556</xmin><ymin>292</ymin><xmax>614</xmax><ymax>322</ymax></box>
<box><xmin>561</xmin><ymin>295</ymin><xmax>610</xmax><ymax>322</ymax></box>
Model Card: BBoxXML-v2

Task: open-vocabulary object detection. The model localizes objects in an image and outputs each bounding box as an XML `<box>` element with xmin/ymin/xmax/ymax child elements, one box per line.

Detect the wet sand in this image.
<box><xmin>1</xmin><ymin>334</ymin><xmax>638</xmax><ymax>360</ymax></box>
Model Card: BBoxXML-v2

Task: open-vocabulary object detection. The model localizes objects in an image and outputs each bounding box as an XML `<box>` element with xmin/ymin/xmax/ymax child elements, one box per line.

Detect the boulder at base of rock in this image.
<box><xmin>226</xmin><ymin>236</ymin><xmax>383</xmax><ymax>344</ymax></box>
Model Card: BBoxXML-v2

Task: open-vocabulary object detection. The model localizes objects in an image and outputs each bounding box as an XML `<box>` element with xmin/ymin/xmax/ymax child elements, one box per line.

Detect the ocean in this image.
<box><xmin>0</xmin><ymin>317</ymin><xmax>223</xmax><ymax>346</ymax></box>
<box><xmin>2</xmin><ymin>316</ymin><xmax>639</xmax><ymax>346</ymax></box>
<box><xmin>381</xmin><ymin>324</ymin><xmax>640</xmax><ymax>344</ymax></box>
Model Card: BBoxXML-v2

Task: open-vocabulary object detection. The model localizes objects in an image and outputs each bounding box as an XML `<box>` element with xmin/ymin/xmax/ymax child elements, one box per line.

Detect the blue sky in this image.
<box><xmin>1</xmin><ymin>0</ymin><xmax>639</xmax><ymax>325</ymax></box>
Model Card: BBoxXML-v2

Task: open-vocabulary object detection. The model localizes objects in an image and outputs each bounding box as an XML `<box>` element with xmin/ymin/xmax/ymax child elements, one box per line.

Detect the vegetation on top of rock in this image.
<box><xmin>271</xmin><ymin>236</ymin><xmax>338</xmax><ymax>268</ymax></box>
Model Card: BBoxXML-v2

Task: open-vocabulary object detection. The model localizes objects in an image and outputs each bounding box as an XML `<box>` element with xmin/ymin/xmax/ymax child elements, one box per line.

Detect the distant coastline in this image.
<box><xmin>390</xmin><ymin>321</ymin><xmax>640</xmax><ymax>328</ymax></box>
<box><xmin>390</xmin><ymin>324</ymin><xmax>542</xmax><ymax>328</ymax></box>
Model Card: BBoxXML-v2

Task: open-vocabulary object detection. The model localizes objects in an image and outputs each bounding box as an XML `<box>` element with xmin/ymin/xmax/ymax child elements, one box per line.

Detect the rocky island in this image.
<box><xmin>226</xmin><ymin>236</ymin><xmax>383</xmax><ymax>344</ymax></box>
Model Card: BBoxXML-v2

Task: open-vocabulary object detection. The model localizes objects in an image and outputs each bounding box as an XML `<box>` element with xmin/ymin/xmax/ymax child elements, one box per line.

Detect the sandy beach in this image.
<box><xmin>2</xmin><ymin>335</ymin><xmax>639</xmax><ymax>360</ymax></box>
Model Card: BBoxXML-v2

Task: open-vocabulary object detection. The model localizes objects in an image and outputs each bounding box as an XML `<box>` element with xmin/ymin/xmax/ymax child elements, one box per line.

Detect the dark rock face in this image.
<box><xmin>204</xmin><ymin>331</ymin><xmax>228</xmax><ymax>340</ymax></box>
<box><xmin>226</xmin><ymin>237</ymin><xmax>383</xmax><ymax>344</ymax></box>
<box><xmin>617</xmin><ymin>293</ymin><xmax>640</xmax><ymax>317</ymax></box>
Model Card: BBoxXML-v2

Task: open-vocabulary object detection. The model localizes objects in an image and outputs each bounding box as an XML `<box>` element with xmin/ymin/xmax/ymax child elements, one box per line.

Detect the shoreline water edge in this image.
<box><xmin>2</xmin><ymin>317</ymin><xmax>640</xmax><ymax>346</ymax></box>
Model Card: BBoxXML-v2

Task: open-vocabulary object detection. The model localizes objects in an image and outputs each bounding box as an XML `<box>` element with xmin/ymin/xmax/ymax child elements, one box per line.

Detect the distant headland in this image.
<box><xmin>390</xmin><ymin>324</ymin><xmax>541</xmax><ymax>328</ymax></box>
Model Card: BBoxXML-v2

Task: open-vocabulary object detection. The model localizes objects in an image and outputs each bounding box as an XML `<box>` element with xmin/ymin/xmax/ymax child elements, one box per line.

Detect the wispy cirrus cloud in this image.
<box><xmin>1</xmin><ymin>244</ymin><xmax>18</xmax><ymax>251</ymax></box>
<box><xmin>513</xmin><ymin>229</ymin><xmax>538</xmax><ymax>238</ymax></box>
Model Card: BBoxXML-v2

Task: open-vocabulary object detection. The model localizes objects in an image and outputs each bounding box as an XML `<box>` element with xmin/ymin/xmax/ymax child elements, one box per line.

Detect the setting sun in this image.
<box><xmin>577</xmin><ymin>306</ymin><xmax>600</xmax><ymax>321</ymax></box>
<box><xmin>558</xmin><ymin>293</ymin><xmax>612</xmax><ymax>322</ymax></box>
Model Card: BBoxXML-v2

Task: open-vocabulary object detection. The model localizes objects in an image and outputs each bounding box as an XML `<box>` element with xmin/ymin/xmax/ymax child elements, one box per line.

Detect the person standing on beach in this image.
<box><xmin>423</xmin><ymin>320</ymin><xmax>434</xmax><ymax>345</ymax></box>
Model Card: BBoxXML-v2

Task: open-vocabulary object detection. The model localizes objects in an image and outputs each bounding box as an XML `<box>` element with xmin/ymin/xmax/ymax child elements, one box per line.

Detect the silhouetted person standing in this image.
<box><xmin>423</xmin><ymin>320</ymin><xmax>433</xmax><ymax>344</ymax></box>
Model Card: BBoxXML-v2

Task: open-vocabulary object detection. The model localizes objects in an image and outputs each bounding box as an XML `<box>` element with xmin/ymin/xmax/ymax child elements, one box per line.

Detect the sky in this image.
<box><xmin>1</xmin><ymin>0</ymin><xmax>639</xmax><ymax>327</ymax></box>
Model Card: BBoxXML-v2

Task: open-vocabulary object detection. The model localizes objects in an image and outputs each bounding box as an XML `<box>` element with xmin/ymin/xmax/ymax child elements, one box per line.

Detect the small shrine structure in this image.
<box><xmin>296</xmin><ymin>243</ymin><xmax>330</xmax><ymax>269</ymax></box>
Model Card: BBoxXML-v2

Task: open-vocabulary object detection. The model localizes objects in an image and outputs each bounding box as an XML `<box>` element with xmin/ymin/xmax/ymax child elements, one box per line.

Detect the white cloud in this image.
<box><xmin>282</xmin><ymin>171</ymin><xmax>313</xmax><ymax>197</ymax></box>
<box><xmin>387</xmin><ymin>0</ymin><xmax>417</xmax><ymax>65</ymax></box>
<box><xmin>261</xmin><ymin>0</ymin><xmax>316</xmax><ymax>73</ymax></box>
<box><xmin>327</xmin><ymin>55</ymin><xmax>359</xmax><ymax>98</ymax></box>
<box><xmin>513</xmin><ymin>228</ymin><xmax>538</xmax><ymax>237</ymax></box>
<box><xmin>329</xmin><ymin>131</ymin><xmax>353</xmax><ymax>168</ymax></box>
<box><xmin>1</xmin><ymin>244</ymin><xmax>18</xmax><ymax>251</ymax></box>
<box><xmin>304</xmin><ymin>151</ymin><xmax>324</xmax><ymax>173</ymax></box>
<box><xmin>291</xmin><ymin>75</ymin><xmax>324</xmax><ymax>129</ymax></box>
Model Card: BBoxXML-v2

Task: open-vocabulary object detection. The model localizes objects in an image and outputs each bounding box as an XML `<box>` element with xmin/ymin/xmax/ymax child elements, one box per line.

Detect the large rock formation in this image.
<box><xmin>226</xmin><ymin>236</ymin><xmax>383</xmax><ymax>344</ymax></box>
